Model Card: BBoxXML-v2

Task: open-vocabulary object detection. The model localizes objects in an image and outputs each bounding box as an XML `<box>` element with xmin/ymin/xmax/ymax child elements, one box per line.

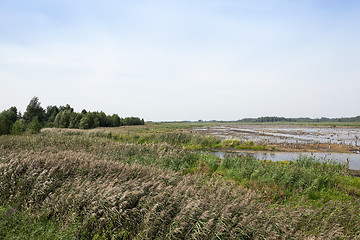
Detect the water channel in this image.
<box><xmin>210</xmin><ymin>151</ymin><xmax>360</xmax><ymax>170</ymax></box>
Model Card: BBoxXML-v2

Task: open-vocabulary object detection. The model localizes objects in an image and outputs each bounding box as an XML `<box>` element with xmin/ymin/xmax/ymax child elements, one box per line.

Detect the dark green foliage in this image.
<box><xmin>59</xmin><ymin>104</ymin><xmax>74</xmax><ymax>112</ymax></box>
<box><xmin>69</xmin><ymin>112</ymin><xmax>83</xmax><ymax>128</ymax></box>
<box><xmin>79</xmin><ymin>114</ymin><xmax>91</xmax><ymax>129</ymax></box>
<box><xmin>1</xmin><ymin>97</ymin><xmax>145</xmax><ymax>133</ymax></box>
<box><xmin>97</xmin><ymin>111</ymin><xmax>110</xmax><ymax>127</ymax></box>
<box><xmin>0</xmin><ymin>108</ymin><xmax>18</xmax><ymax>135</ymax></box>
<box><xmin>23</xmin><ymin>97</ymin><xmax>45</xmax><ymax>124</ymax></box>
<box><xmin>123</xmin><ymin>117</ymin><xmax>144</xmax><ymax>126</ymax></box>
<box><xmin>28</xmin><ymin>117</ymin><xmax>42</xmax><ymax>134</ymax></box>
<box><xmin>110</xmin><ymin>114</ymin><xmax>122</xmax><ymax>127</ymax></box>
<box><xmin>10</xmin><ymin>119</ymin><xmax>26</xmax><ymax>135</ymax></box>
<box><xmin>8</xmin><ymin>107</ymin><xmax>18</xmax><ymax>122</ymax></box>
<box><xmin>45</xmin><ymin>105</ymin><xmax>59</xmax><ymax>127</ymax></box>
<box><xmin>54</xmin><ymin>110</ymin><xmax>72</xmax><ymax>128</ymax></box>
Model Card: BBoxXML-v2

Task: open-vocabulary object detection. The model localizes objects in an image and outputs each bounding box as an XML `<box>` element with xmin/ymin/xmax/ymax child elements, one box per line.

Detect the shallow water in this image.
<box><xmin>210</xmin><ymin>151</ymin><xmax>360</xmax><ymax>170</ymax></box>
<box><xmin>195</xmin><ymin>125</ymin><xmax>360</xmax><ymax>146</ymax></box>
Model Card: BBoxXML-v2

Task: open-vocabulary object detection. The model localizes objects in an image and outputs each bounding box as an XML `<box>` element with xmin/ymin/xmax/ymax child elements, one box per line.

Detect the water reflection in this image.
<box><xmin>210</xmin><ymin>151</ymin><xmax>360</xmax><ymax>170</ymax></box>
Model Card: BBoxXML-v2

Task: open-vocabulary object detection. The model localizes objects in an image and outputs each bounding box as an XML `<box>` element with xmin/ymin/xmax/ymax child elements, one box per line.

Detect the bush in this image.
<box><xmin>27</xmin><ymin>117</ymin><xmax>42</xmax><ymax>134</ymax></box>
<box><xmin>0</xmin><ymin>109</ymin><xmax>17</xmax><ymax>135</ymax></box>
<box><xmin>10</xmin><ymin>119</ymin><xmax>26</xmax><ymax>135</ymax></box>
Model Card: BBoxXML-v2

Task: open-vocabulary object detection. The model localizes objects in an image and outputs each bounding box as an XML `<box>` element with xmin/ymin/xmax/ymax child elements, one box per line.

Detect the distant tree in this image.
<box><xmin>1</xmin><ymin>98</ymin><xmax>146</xmax><ymax>131</ymax></box>
<box><xmin>123</xmin><ymin>117</ymin><xmax>144</xmax><ymax>126</ymax></box>
<box><xmin>8</xmin><ymin>107</ymin><xmax>18</xmax><ymax>120</ymax></box>
<box><xmin>59</xmin><ymin>104</ymin><xmax>74</xmax><ymax>113</ymax></box>
<box><xmin>93</xmin><ymin>115</ymin><xmax>100</xmax><ymax>128</ymax></box>
<box><xmin>97</xmin><ymin>111</ymin><xmax>108</xmax><ymax>127</ymax></box>
<box><xmin>53</xmin><ymin>113</ymin><xmax>60</xmax><ymax>128</ymax></box>
<box><xmin>110</xmin><ymin>114</ymin><xmax>121</xmax><ymax>127</ymax></box>
<box><xmin>24</xmin><ymin>97</ymin><xmax>45</xmax><ymax>124</ymax></box>
<box><xmin>28</xmin><ymin>116</ymin><xmax>42</xmax><ymax>134</ymax></box>
<box><xmin>79</xmin><ymin>115</ymin><xmax>90</xmax><ymax>129</ymax></box>
<box><xmin>59</xmin><ymin>110</ymin><xmax>71</xmax><ymax>128</ymax></box>
<box><xmin>69</xmin><ymin>112</ymin><xmax>82</xmax><ymax>128</ymax></box>
<box><xmin>0</xmin><ymin>109</ymin><xmax>17</xmax><ymax>135</ymax></box>
<box><xmin>45</xmin><ymin>105</ymin><xmax>59</xmax><ymax>124</ymax></box>
<box><xmin>11</xmin><ymin>119</ymin><xmax>26</xmax><ymax>135</ymax></box>
<box><xmin>17</xmin><ymin>110</ymin><xmax>22</xmax><ymax>119</ymax></box>
<box><xmin>46</xmin><ymin>105</ymin><xmax>59</xmax><ymax>116</ymax></box>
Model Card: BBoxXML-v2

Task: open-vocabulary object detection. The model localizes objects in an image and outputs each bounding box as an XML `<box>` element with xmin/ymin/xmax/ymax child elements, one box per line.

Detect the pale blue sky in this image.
<box><xmin>1</xmin><ymin>0</ymin><xmax>359</xmax><ymax>121</ymax></box>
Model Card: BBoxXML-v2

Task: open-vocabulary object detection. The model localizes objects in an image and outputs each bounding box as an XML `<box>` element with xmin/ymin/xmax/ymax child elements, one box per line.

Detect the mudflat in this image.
<box><xmin>192</xmin><ymin>124</ymin><xmax>360</xmax><ymax>154</ymax></box>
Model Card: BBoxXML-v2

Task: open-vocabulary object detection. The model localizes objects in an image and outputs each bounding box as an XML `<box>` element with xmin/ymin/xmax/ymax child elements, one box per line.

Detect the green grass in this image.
<box><xmin>0</xmin><ymin>206</ymin><xmax>76</xmax><ymax>240</ymax></box>
<box><xmin>113</xmin><ymin>131</ymin><xmax>272</xmax><ymax>151</ymax></box>
<box><xmin>196</xmin><ymin>154</ymin><xmax>354</xmax><ymax>203</ymax></box>
<box><xmin>216</xmin><ymin>139</ymin><xmax>272</xmax><ymax>151</ymax></box>
<box><xmin>2</xmin><ymin>125</ymin><xmax>360</xmax><ymax>238</ymax></box>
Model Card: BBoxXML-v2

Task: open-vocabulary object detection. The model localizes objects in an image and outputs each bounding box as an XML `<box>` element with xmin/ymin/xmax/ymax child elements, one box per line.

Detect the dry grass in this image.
<box><xmin>1</xmin><ymin>130</ymin><xmax>360</xmax><ymax>239</ymax></box>
<box><xmin>0</xmin><ymin>150</ymin><xmax>334</xmax><ymax>239</ymax></box>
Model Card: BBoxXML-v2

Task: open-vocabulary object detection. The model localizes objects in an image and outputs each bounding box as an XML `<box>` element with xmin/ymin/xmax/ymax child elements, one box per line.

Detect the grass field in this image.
<box><xmin>1</xmin><ymin>123</ymin><xmax>360</xmax><ymax>239</ymax></box>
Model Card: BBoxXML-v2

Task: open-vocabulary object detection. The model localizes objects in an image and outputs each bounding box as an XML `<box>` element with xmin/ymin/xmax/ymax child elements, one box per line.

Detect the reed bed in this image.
<box><xmin>2</xmin><ymin>150</ymin><xmax>357</xmax><ymax>239</ymax></box>
<box><xmin>1</xmin><ymin>129</ymin><xmax>360</xmax><ymax>239</ymax></box>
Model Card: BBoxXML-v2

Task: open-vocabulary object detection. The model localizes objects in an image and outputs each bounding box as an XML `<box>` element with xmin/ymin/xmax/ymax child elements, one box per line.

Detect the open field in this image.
<box><xmin>1</xmin><ymin>123</ymin><xmax>360</xmax><ymax>239</ymax></box>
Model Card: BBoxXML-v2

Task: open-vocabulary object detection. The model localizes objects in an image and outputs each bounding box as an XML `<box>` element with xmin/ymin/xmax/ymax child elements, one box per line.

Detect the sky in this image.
<box><xmin>1</xmin><ymin>0</ymin><xmax>360</xmax><ymax>121</ymax></box>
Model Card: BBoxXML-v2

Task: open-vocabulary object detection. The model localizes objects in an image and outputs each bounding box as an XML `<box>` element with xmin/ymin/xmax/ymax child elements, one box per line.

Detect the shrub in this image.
<box><xmin>10</xmin><ymin>119</ymin><xmax>26</xmax><ymax>135</ymax></box>
<box><xmin>0</xmin><ymin>109</ymin><xmax>17</xmax><ymax>135</ymax></box>
<box><xmin>27</xmin><ymin>116</ymin><xmax>42</xmax><ymax>134</ymax></box>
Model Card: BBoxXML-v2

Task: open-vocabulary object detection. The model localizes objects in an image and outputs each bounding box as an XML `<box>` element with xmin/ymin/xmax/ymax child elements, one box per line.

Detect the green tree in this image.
<box><xmin>24</xmin><ymin>97</ymin><xmax>45</xmax><ymax>124</ymax></box>
<box><xmin>59</xmin><ymin>110</ymin><xmax>71</xmax><ymax>128</ymax></box>
<box><xmin>59</xmin><ymin>104</ymin><xmax>74</xmax><ymax>113</ymax></box>
<box><xmin>11</xmin><ymin>119</ymin><xmax>26</xmax><ymax>135</ymax></box>
<box><xmin>8</xmin><ymin>107</ymin><xmax>18</xmax><ymax>122</ymax></box>
<box><xmin>123</xmin><ymin>117</ymin><xmax>144</xmax><ymax>126</ymax></box>
<box><xmin>45</xmin><ymin>105</ymin><xmax>59</xmax><ymax>127</ymax></box>
<box><xmin>110</xmin><ymin>114</ymin><xmax>121</xmax><ymax>127</ymax></box>
<box><xmin>28</xmin><ymin>116</ymin><xmax>42</xmax><ymax>134</ymax></box>
<box><xmin>79</xmin><ymin>115</ymin><xmax>90</xmax><ymax>129</ymax></box>
<box><xmin>69</xmin><ymin>112</ymin><xmax>82</xmax><ymax>128</ymax></box>
<box><xmin>98</xmin><ymin>111</ymin><xmax>110</xmax><ymax>127</ymax></box>
<box><xmin>0</xmin><ymin>108</ymin><xmax>18</xmax><ymax>135</ymax></box>
<box><xmin>0</xmin><ymin>111</ymin><xmax>14</xmax><ymax>135</ymax></box>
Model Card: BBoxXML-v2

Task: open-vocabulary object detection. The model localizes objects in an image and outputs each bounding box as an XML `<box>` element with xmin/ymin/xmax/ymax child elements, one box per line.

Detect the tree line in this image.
<box><xmin>238</xmin><ymin>116</ymin><xmax>360</xmax><ymax>123</ymax></box>
<box><xmin>0</xmin><ymin>97</ymin><xmax>144</xmax><ymax>135</ymax></box>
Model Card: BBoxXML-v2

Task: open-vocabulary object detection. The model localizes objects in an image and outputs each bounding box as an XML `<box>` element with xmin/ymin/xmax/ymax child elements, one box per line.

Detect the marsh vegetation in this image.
<box><xmin>1</xmin><ymin>123</ymin><xmax>360</xmax><ymax>239</ymax></box>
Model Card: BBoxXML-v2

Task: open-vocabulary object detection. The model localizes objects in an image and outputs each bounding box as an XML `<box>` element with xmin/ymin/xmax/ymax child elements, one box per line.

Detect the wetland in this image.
<box><xmin>2</xmin><ymin>122</ymin><xmax>360</xmax><ymax>239</ymax></box>
<box><xmin>193</xmin><ymin>124</ymin><xmax>360</xmax><ymax>169</ymax></box>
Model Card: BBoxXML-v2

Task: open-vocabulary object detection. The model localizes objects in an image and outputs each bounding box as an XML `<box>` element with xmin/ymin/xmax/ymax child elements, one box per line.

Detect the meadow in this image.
<box><xmin>1</xmin><ymin>123</ymin><xmax>360</xmax><ymax>239</ymax></box>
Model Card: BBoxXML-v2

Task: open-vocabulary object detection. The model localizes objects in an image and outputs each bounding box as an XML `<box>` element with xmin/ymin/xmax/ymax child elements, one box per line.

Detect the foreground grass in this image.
<box><xmin>197</xmin><ymin>154</ymin><xmax>356</xmax><ymax>204</ymax></box>
<box><xmin>1</xmin><ymin>126</ymin><xmax>360</xmax><ymax>239</ymax></box>
<box><xmin>0</xmin><ymin>206</ymin><xmax>76</xmax><ymax>239</ymax></box>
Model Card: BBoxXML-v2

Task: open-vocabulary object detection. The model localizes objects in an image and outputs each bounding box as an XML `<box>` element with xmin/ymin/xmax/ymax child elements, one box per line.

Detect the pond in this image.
<box><xmin>210</xmin><ymin>151</ymin><xmax>360</xmax><ymax>170</ymax></box>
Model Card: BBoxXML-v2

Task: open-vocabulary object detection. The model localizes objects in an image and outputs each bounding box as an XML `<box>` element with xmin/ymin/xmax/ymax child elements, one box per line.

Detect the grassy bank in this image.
<box><xmin>1</xmin><ymin>126</ymin><xmax>360</xmax><ymax>239</ymax></box>
<box><xmin>108</xmin><ymin>127</ymin><xmax>272</xmax><ymax>151</ymax></box>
